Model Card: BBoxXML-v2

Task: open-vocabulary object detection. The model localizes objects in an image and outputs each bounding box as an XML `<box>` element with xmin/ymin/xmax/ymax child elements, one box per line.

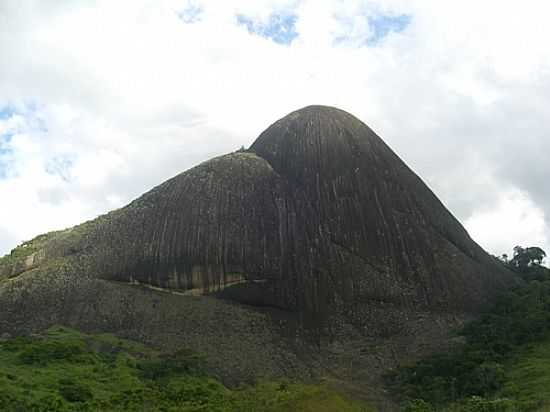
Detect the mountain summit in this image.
<box><xmin>0</xmin><ymin>106</ymin><xmax>514</xmax><ymax>403</ymax></box>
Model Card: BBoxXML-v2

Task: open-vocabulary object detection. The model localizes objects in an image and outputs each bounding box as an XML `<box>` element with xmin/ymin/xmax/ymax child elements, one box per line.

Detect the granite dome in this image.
<box><xmin>0</xmin><ymin>106</ymin><xmax>515</xmax><ymax>406</ymax></box>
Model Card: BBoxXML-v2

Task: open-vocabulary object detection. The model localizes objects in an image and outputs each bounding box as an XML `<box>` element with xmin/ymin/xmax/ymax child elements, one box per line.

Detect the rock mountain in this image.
<box><xmin>0</xmin><ymin>105</ymin><xmax>514</xmax><ymax>408</ymax></box>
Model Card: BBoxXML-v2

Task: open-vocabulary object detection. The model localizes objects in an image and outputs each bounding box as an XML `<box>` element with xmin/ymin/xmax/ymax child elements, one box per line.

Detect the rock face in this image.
<box><xmin>0</xmin><ymin>105</ymin><xmax>514</xmax><ymax>407</ymax></box>
<box><xmin>248</xmin><ymin>106</ymin><xmax>510</xmax><ymax>314</ymax></box>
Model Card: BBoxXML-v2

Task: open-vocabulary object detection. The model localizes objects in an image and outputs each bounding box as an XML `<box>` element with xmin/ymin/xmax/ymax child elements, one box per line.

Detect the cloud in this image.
<box><xmin>0</xmin><ymin>0</ymin><xmax>549</xmax><ymax>259</ymax></box>
<box><xmin>465</xmin><ymin>189</ymin><xmax>549</xmax><ymax>258</ymax></box>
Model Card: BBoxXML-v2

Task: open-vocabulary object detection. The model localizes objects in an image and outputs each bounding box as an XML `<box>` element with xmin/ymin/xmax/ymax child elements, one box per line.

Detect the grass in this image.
<box><xmin>499</xmin><ymin>339</ymin><xmax>550</xmax><ymax>411</ymax></box>
<box><xmin>0</xmin><ymin>326</ymin><xmax>372</xmax><ymax>412</ymax></box>
<box><xmin>0</xmin><ymin>231</ymin><xmax>60</xmax><ymax>275</ymax></box>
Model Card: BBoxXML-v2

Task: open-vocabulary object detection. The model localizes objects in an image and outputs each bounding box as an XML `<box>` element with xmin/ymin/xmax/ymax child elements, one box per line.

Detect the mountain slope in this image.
<box><xmin>0</xmin><ymin>326</ymin><xmax>373</xmax><ymax>412</ymax></box>
<box><xmin>0</xmin><ymin>106</ymin><xmax>515</xmax><ymax>409</ymax></box>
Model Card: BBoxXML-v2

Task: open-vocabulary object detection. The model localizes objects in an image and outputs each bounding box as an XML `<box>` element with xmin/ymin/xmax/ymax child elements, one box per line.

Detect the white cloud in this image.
<box><xmin>1</xmin><ymin>0</ymin><xmax>550</xmax><ymax>259</ymax></box>
<box><xmin>465</xmin><ymin>189</ymin><xmax>549</xmax><ymax>258</ymax></box>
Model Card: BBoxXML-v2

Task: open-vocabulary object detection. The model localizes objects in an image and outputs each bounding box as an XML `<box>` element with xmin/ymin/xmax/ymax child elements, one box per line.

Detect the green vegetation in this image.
<box><xmin>388</xmin><ymin>246</ymin><xmax>550</xmax><ymax>411</ymax></box>
<box><xmin>0</xmin><ymin>216</ymin><xmax>108</xmax><ymax>281</ymax></box>
<box><xmin>0</xmin><ymin>231</ymin><xmax>61</xmax><ymax>277</ymax></box>
<box><xmin>500</xmin><ymin>339</ymin><xmax>550</xmax><ymax>409</ymax></box>
<box><xmin>505</xmin><ymin>246</ymin><xmax>547</xmax><ymax>273</ymax></box>
<box><xmin>0</xmin><ymin>326</ymin><xmax>371</xmax><ymax>412</ymax></box>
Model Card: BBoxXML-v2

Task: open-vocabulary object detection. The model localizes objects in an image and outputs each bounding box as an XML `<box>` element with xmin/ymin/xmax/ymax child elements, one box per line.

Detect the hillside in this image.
<box><xmin>0</xmin><ymin>106</ymin><xmax>516</xmax><ymax>410</ymax></box>
<box><xmin>0</xmin><ymin>326</ymin><xmax>372</xmax><ymax>411</ymax></box>
<box><xmin>389</xmin><ymin>257</ymin><xmax>550</xmax><ymax>411</ymax></box>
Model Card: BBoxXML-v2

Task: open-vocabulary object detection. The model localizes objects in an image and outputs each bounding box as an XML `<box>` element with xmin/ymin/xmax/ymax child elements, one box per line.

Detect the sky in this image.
<box><xmin>1</xmin><ymin>0</ymin><xmax>549</xmax><ymax>260</ymax></box>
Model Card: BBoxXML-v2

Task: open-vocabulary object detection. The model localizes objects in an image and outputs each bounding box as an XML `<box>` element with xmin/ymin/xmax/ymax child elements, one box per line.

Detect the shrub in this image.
<box><xmin>18</xmin><ymin>340</ymin><xmax>86</xmax><ymax>365</ymax></box>
<box><xmin>58</xmin><ymin>379</ymin><xmax>93</xmax><ymax>403</ymax></box>
<box><xmin>137</xmin><ymin>348</ymin><xmax>204</xmax><ymax>380</ymax></box>
<box><xmin>403</xmin><ymin>399</ymin><xmax>434</xmax><ymax>412</ymax></box>
<box><xmin>456</xmin><ymin>396</ymin><xmax>516</xmax><ymax>412</ymax></box>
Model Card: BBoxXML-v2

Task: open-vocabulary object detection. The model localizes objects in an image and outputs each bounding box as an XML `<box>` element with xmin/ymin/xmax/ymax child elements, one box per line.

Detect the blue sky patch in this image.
<box><xmin>45</xmin><ymin>155</ymin><xmax>75</xmax><ymax>183</ymax></box>
<box><xmin>0</xmin><ymin>136</ymin><xmax>13</xmax><ymax>179</ymax></box>
<box><xmin>0</xmin><ymin>106</ymin><xmax>15</xmax><ymax>179</ymax></box>
<box><xmin>0</xmin><ymin>106</ymin><xmax>16</xmax><ymax>120</ymax></box>
<box><xmin>0</xmin><ymin>102</ymin><xmax>48</xmax><ymax>180</ymax></box>
<box><xmin>237</xmin><ymin>12</ymin><xmax>298</xmax><ymax>45</ymax></box>
<box><xmin>178</xmin><ymin>3</ymin><xmax>203</xmax><ymax>24</ymax></box>
<box><xmin>368</xmin><ymin>14</ymin><xmax>411</xmax><ymax>44</ymax></box>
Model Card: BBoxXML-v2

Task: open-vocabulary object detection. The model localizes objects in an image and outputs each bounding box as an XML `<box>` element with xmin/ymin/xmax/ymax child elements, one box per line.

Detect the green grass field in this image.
<box><xmin>0</xmin><ymin>326</ymin><xmax>372</xmax><ymax>412</ymax></box>
<box><xmin>498</xmin><ymin>339</ymin><xmax>550</xmax><ymax>411</ymax></box>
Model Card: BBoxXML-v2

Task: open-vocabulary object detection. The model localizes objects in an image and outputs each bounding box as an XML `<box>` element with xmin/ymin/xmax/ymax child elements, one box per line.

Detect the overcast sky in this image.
<box><xmin>1</xmin><ymin>0</ymin><xmax>549</xmax><ymax>260</ymax></box>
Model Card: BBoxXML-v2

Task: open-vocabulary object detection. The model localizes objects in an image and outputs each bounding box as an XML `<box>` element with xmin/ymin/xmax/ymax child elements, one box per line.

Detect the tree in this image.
<box><xmin>509</xmin><ymin>246</ymin><xmax>546</xmax><ymax>271</ymax></box>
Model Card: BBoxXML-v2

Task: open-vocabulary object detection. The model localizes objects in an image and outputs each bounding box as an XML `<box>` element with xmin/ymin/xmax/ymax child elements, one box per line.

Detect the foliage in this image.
<box><xmin>58</xmin><ymin>379</ymin><xmax>94</xmax><ymax>403</ymax></box>
<box><xmin>445</xmin><ymin>396</ymin><xmax>516</xmax><ymax>412</ymax></box>
<box><xmin>0</xmin><ymin>231</ymin><xmax>58</xmax><ymax>267</ymax></box>
<box><xmin>499</xmin><ymin>338</ymin><xmax>550</xmax><ymax>410</ymax></box>
<box><xmin>403</xmin><ymin>399</ymin><xmax>434</xmax><ymax>412</ymax></box>
<box><xmin>17</xmin><ymin>339</ymin><xmax>87</xmax><ymax>365</ymax></box>
<box><xmin>388</xmin><ymin>246</ymin><xmax>550</xmax><ymax>411</ymax></box>
<box><xmin>0</xmin><ymin>326</ymin><xmax>371</xmax><ymax>412</ymax></box>
<box><xmin>509</xmin><ymin>246</ymin><xmax>547</xmax><ymax>272</ymax></box>
<box><xmin>137</xmin><ymin>348</ymin><xmax>205</xmax><ymax>380</ymax></box>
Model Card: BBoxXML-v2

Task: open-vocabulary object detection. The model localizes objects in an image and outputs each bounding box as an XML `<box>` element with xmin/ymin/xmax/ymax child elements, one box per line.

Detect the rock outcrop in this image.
<box><xmin>0</xmin><ymin>105</ymin><xmax>515</xmax><ymax>409</ymax></box>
